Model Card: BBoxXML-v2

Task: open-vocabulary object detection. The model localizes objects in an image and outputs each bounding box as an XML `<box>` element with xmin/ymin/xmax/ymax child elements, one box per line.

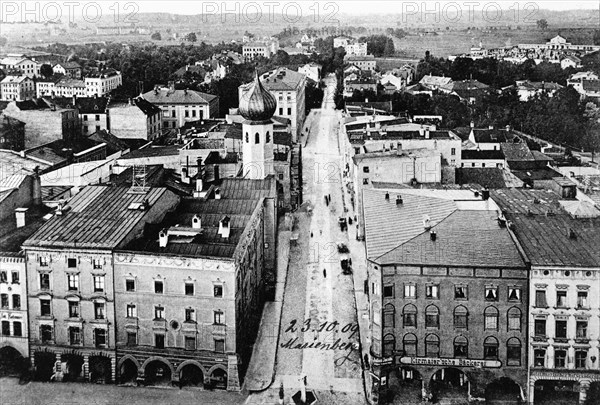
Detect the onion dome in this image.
<box><xmin>239</xmin><ymin>71</ymin><xmax>277</xmax><ymax>122</ymax></box>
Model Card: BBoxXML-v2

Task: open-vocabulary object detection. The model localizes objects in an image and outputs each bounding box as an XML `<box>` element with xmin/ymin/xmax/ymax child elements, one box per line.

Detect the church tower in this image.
<box><xmin>239</xmin><ymin>71</ymin><xmax>276</xmax><ymax>179</ymax></box>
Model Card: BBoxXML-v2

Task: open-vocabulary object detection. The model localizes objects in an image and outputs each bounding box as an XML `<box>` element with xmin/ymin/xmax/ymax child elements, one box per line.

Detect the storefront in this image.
<box><xmin>529</xmin><ymin>370</ymin><xmax>600</xmax><ymax>404</ymax></box>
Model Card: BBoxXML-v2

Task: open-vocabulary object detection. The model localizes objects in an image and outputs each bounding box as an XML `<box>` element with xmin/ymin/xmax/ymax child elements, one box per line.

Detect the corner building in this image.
<box><xmin>362</xmin><ymin>189</ymin><xmax>529</xmax><ymax>404</ymax></box>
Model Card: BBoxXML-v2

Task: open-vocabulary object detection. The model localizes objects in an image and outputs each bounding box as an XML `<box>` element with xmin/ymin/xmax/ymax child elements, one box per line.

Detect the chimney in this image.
<box><xmin>181</xmin><ymin>168</ymin><xmax>190</xmax><ymax>184</ymax></box>
<box><xmin>186</xmin><ymin>64</ymin><xmax>190</xmax><ymax>72</ymax></box>
<box><xmin>72</xmin><ymin>94</ymin><xmax>76</xmax><ymax>107</ymax></box>
<box><xmin>429</xmin><ymin>230</ymin><xmax>437</xmax><ymax>241</ymax></box>
<box><xmin>568</xmin><ymin>228</ymin><xmax>577</xmax><ymax>240</ymax></box>
<box><xmin>191</xmin><ymin>214</ymin><xmax>201</xmax><ymax>229</ymax></box>
<box><xmin>15</xmin><ymin>208</ymin><xmax>28</xmax><ymax>228</ymax></box>
<box><xmin>505</xmin><ymin>125</ymin><xmax>510</xmax><ymax>132</ymax></box>
<box><xmin>425</xmin><ymin>128</ymin><xmax>430</xmax><ymax>139</ymax></box>
<box><xmin>497</xmin><ymin>212</ymin><xmax>507</xmax><ymax>227</ymax></box>
<box><xmin>419</xmin><ymin>125</ymin><xmax>425</xmax><ymax>137</ymax></box>
<box><xmin>32</xmin><ymin>166</ymin><xmax>42</xmax><ymax>206</ymax></box>
<box><xmin>488</xmin><ymin>125</ymin><xmax>494</xmax><ymax>130</ymax></box>
<box><xmin>365</xmin><ymin>97</ymin><xmax>369</xmax><ymax>103</ymax></box>
<box><xmin>385</xmin><ymin>192</ymin><xmax>390</xmax><ymax>200</ymax></box>
<box><xmin>215</xmin><ymin>187</ymin><xmax>222</xmax><ymax>200</ymax></box>
<box><xmin>470</xmin><ymin>120</ymin><xmax>475</xmax><ymax>128</ymax></box>
<box><xmin>128</xmin><ymin>98</ymin><xmax>133</xmax><ymax>106</ymax></box>
<box><xmin>94</xmin><ymin>93</ymin><xmax>98</xmax><ymax>99</ymax></box>
<box><xmin>396</xmin><ymin>195</ymin><xmax>403</xmax><ymax>205</ymax></box>
<box><xmin>218</xmin><ymin>216</ymin><xmax>231</xmax><ymax>238</ymax></box>
<box><xmin>159</xmin><ymin>229</ymin><xmax>168</xmax><ymax>247</ymax></box>
<box><xmin>481</xmin><ymin>188</ymin><xmax>490</xmax><ymax>200</ymax></box>
<box><xmin>168</xmin><ymin>81</ymin><xmax>175</xmax><ymax>91</ymax></box>
<box><xmin>423</xmin><ymin>215</ymin><xmax>432</xmax><ymax>230</ymax></box>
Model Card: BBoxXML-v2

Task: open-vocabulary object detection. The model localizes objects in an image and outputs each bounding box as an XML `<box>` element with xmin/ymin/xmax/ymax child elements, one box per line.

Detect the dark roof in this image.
<box><xmin>143</xmin><ymin>88</ymin><xmax>217</xmax><ymax>105</ymax></box>
<box><xmin>501</xmin><ymin>142</ymin><xmax>534</xmax><ymax>162</ymax></box>
<box><xmin>377</xmin><ymin>210</ymin><xmax>525</xmax><ymax>268</ymax></box>
<box><xmin>0</xmin><ymin>206</ymin><xmax>52</xmax><ymax>254</ymax></box>
<box><xmin>472</xmin><ymin>129</ymin><xmax>521</xmax><ymax>144</ymax></box>
<box><xmin>511</xmin><ymin>167</ymin><xmax>563</xmax><ymax>182</ymax></box>
<box><xmin>24</xmin><ymin>185</ymin><xmax>175</xmax><ymax>249</ymax></box>
<box><xmin>110</xmin><ymin>165</ymin><xmax>165</xmax><ymax>187</ymax></box>
<box><xmin>25</xmin><ymin>138</ymin><xmax>104</xmax><ymax>164</ymax></box>
<box><xmin>204</xmin><ymin>151</ymin><xmax>238</xmax><ymax>165</ymax></box>
<box><xmin>120</xmin><ymin>145</ymin><xmax>180</xmax><ymax>159</ymax></box>
<box><xmin>462</xmin><ymin>149</ymin><xmax>505</xmax><ymax>160</ymax></box>
<box><xmin>87</xmin><ymin>130</ymin><xmax>130</xmax><ymax>155</ymax></box>
<box><xmin>41</xmin><ymin>186</ymin><xmax>72</xmax><ymax>201</ymax></box>
<box><xmin>456</xmin><ymin>168</ymin><xmax>507</xmax><ymax>189</ymax></box>
<box><xmin>491</xmin><ymin>188</ymin><xmax>565</xmax><ymax>215</ymax></box>
<box><xmin>133</xmin><ymin>96</ymin><xmax>162</xmax><ymax>116</ymax></box>
<box><xmin>453</xmin><ymin>126</ymin><xmax>472</xmax><ymax>141</ymax></box>
<box><xmin>55</xmin><ymin>61</ymin><xmax>81</xmax><ymax>69</ymax></box>
<box><xmin>346</xmin><ymin>101</ymin><xmax>393</xmax><ymax>112</ymax></box>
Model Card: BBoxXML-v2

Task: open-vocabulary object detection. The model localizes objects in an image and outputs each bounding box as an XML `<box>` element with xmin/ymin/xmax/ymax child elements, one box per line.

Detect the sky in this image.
<box><xmin>130</xmin><ymin>1</ymin><xmax>600</xmax><ymax>15</ymax></box>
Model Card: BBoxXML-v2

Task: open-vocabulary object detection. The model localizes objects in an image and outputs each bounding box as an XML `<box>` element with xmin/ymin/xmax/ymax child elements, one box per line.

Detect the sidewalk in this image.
<box><xmin>243</xmin><ymin>220</ymin><xmax>292</xmax><ymax>392</ymax></box>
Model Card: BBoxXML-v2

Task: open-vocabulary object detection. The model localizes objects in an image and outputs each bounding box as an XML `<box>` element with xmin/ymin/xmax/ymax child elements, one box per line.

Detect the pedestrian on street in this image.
<box><xmin>323</xmin><ymin>269</ymin><xmax>327</xmax><ymax>278</ymax></box>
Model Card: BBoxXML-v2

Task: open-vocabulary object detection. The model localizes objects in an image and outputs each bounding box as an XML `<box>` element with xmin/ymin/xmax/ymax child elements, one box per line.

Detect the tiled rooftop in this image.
<box><xmin>142</xmin><ymin>89</ymin><xmax>217</xmax><ymax>105</ymax></box>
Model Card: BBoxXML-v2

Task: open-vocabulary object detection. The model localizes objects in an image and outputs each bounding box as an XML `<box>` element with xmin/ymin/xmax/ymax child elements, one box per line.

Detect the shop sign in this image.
<box><xmin>399</xmin><ymin>356</ymin><xmax>501</xmax><ymax>368</ymax></box>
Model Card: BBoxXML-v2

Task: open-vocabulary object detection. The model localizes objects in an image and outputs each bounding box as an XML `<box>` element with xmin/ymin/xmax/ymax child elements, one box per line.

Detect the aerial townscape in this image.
<box><xmin>1</xmin><ymin>2</ymin><xmax>600</xmax><ymax>405</ymax></box>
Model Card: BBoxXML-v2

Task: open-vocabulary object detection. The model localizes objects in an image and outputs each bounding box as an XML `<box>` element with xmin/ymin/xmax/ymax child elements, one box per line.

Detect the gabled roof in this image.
<box><xmin>472</xmin><ymin>129</ymin><xmax>521</xmax><ymax>143</ymax></box>
<box><xmin>48</xmin><ymin>96</ymin><xmax>108</xmax><ymax>113</ymax></box>
<box><xmin>142</xmin><ymin>89</ymin><xmax>217</xmax><ymax>105</ymax></box>
<box><xmin>204</xmin><ymin>151</ymin><xmax>238</xmax><ymax>165</ymax></box>
<box><xmin>54</xmin><ymin>61</ymin><xmax>81</xmax><ymax>69</ymax></box>
<box><xmin>501</xmin><ymin>142</ymin><xmax>534</xmax><ymax>162</ymax></box>
<box><xmin>462</xmin><ymin>149</ymin><xmax>505</xmax><ymax>160</ymax></box>
<box><xmin>24</xmin><ymin>185</ymin><xmax>176</xmax><ymax>250</ymax></box>
<box><xmin>258</xmin><ymin>67</ymin><xmax>306</xmax><ymax>91</ymax></box>
<box><xmin>1</xmin><ymin>75</ymin><xmax>32</xmax><ymax>84</ymax></box>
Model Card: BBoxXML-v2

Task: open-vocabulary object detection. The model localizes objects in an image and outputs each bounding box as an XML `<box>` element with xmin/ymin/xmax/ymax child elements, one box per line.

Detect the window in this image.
<box><xmin>125</xmin><ymin>279</ymin><xmax>135</xmax><ymax>292</ymax></box>
<box><xmin>507</xmin><ymin>307</ymin><xmax>522</xmax><ymax>331</ymax></box>
<box><xmin>363</xmin><ymin>166</ymin><xmax>370</xmax><ymax>173</ymax></box>
<box><xmin>155</xmin><ymin>306</ymin><xmax>164</xmax><ymax>320</ymax></box>
<box><xmin>404</xmin><ymin>284</ymin><xmax>416</xmax><ymax>298</ymax></box>
<box><xmin>84</xmin><ymin>114</ymin><xmax>88</xmax><ymax>120</ymax></box>
<box><xmin>214</xmin><ymin>285</ymin><xmax>223</xmax><ymax>297</ymax></box>
<box><xmin>95</xmin><ymin>114</ymin><xmax>100</xmax><ymax>121</ymax></box>
<box><xmin>126</xmin><ymin>304</ymin><xmax>137</xmax><ymax>318</ymax></box>
<box><xmin>185</xmin><ymin>336</ymin><xmax>196</xmax><ymax>350</ymax></box>
<box><xmin>39</xmin><ymin>256</ymin><xmax>49</xmax><ymax>267</ymax></box>
<box><xmin>484</xmin><ymin>336</ymin><xmax>499</xmax><ymax>359</ymax></box>
<box><xmin>451</xmin><ymin>148</ymin><xmax>456</xmax><ymax>155</ymax></box>
<box><xmin>192</xmin><ymin>110</ymin><xmax>196</xmax><ymax>117</ymax></box>
<box><xmin>171</xmin><ymin>110</ymin><xmax>176</xmax><ymax>118</ymax></box>
<box><xmin>215</xmin><ymin>339</ymin><xmax>225</xmax><ymax>353</ymax></box>
<box><xmin>1</xmin><ymin>321</ymin><xmax>9</xmax><ymax>336</ymax></box>
<box><xmin>245</xmin><ymin>132</ymin><xmax>249</xmax><ymax>143</ymax></box>
<box><xmin>154</xmin><ymin>280</ymin><xmax>163</xmax><ymax>294</ymax></box>
<box><xmin>69</xmin><ymin>301</ymin><xmax>79</xmax><ymax>318</ymax></box>
<box><xmin>484</xmin><ymin>307</ymin><xmax>499</xmax><ymax>330</ymax></box>
<box><xmin>425</xmin><ymin>305</ymin><xmax>440</xmax><ymax>328</ymax></box>
<box><xmin>507</xmin><ymin>338</ymin><xmax>521</xmax><ymax>366</ymax></box>
<box><xmin>93</xmin><ymin>276</ymin><xmax>105</xmax><ymax>292</ymax></box>
<box><xmin>454</xmin><ymin>306</ymin><xmax>468</xmax><ymax>329</ymax></box>
<box><xmin>534</xmin><ymin>319</ymin><xmax>546</xmax><ymax>337</ymax></box>
<box><xmin>426</xmin><ymin>284</ymin><xmax>439</xmax><ymax>299</ymax></box>
<box><xmin>41</xmin><ymin>325</ymin><xmax>53</xmax><ymax>342</ymax></box>
<box><xmin>454</xmin><ymin>285</ymin><xmax>467</xmax><ymax>300</ymax></box>
<box><xmin>40</xmin><ymin>299</ymin><xmax>51</xmax><ymax>316</ymax></box>
<box><xmin>11</xmin><ymin>271</ymin><xmax>19</xmax><ymax>284</ymax></box>
<box><xmin>454</xmin><ymin>336</ymin><xmax>468</xmax><ymax>358</ymax></box>
<box><xmin>287</xmin><ymin>107</ymin><xmax>292</xmax><ymax>115</ymax></box>
<box><xmin>255</xmin><ymin>132</ymin><xmax>260</xmax><ymax>144</ymax></box>
<box><xmin>185</xmin><ymin>110</ymin><xmax>189</xmax><ymax>117</ymax></box>
<box><xmin>67</xmin><ymin>258</ymin><xmax>77</xmax><ymax>268</ymax></box>
<box><xmin>67</xmin><ymin>274</ymin><xmax>79</xmax><ymax>291</ymax></box>
<box><xmin>154</xmin><ymin>333</ymin><xmax>165</xmax><ymax>349</ymax></box>
<box><xmin>93</xmin><ymin>259</ymin><xmax>102</xmax><ymax>269</ymax></box>
<box><xmin>403</xmin><ymin>304</ymin><xmax>417</xmax><ymax>328</ymax></box>
<box><xmin>383</xmin><ymin>334</ymin><xmax>395</xmax><ymax>357</ymax></box>
<box><xmin>485</xmin><ymin>286</ymin><xmax>498</xmax><ymax>301</ymax></box>
<box><xmin>383</xmin><ymin>304</ymin><xmax>395</xmax><ymax>328</ymax></box>
<box><xmin>576</xmin><ymin>320</ymin><xmax>588</xmax><ymax>339</ymax></box>
<box><xmin>403</xmin><ymin>334</ymin><xmax>417</xmax><ymax>357</ymax></box>
<box><xmin>0</xmin><ymin>272</ymin><xmax>6</xmax><ymax>283</ymax></box>
<box><xmin>214</xmin><ymin>310</ymin><xmax>224</xmax><ymax>325</ymax></box>
<box><xmin>185</xmin><ymin>283</ymin><xmax>194</xmax><ymax>296</ymax></box>
<box><xmin>554</xmin><ymin>349</ymin><xmax>567</xmax><ymax>368</ymax></box>
<box><xmin>508</xmin><ymin>287</ymin><xmax>521</xmax><ymax>302</ymax></box>
<box><xmin>279</xmin><ymin>107</ymin><xmax>283</xmax><ymax>116</ymax></box>
<box><xmin>13</xmin><ymin>322</ymin><xmax>22</xmax><ymax>337</ymax></box>
<box><xmin>127</xmin><ymin>332</ymin><xmax>137</xmax><ymax>346</ymax></box>
<box><xmin>94</xmin><ymin>329</ymin><xmax>106</xmax><ymax>347</ymax></box>
<box><xmin>266</xmin><ymin>131</ymin><xmax>270</xmax><ymax>143</ymax></box>
<box><xmin>0</xmin><ymin>294</ymin><xmax>7</xmax><ymax>309</ymax></box>
<box><xmin>425</xmin><ymin>334</ymin><xmax>440</xmax><ymax>357</ymax></box>
<box><xmin>383</xmin><ymin>285</ymin><xmax>394</xmax><ymax>298</ymax></box>
<box><xmin>556</xmin><ymin>290</ymin><xmax>568</xmax><ymax>308</ymax></box>
<box><xmin>185</xmin><ymin>308</ymin><xmax>195</xmax><ymax>322</ymax></box>
<box><xmin>94</xmin><ymin>303</ymin><xmax>105</xmax><ymax>320</ymax></box>
<box><xmin>69</xmin><ymin>327</ymin><xmax>81</xmax><ymax>345</ymax></box>
<box><xmin>362</xmin><ymin>178</ymin><xmax>369</xmax><ymax>185</ymax></box>
<box><xmin>555</xmin><ymin>320</ymin><xmax>567</xmax><ymax>339</ymax></box>
<box><xmin>577</xmin><ymin>291</ymin><xmax>588</xmax><ymax>309</ymax></box>
<box><xmin>535</xmin><ymin>290</ymin><xmax>547</xmax><ymax>307</ymax></box>
<box><xmin>575</xmin><ymin>350</ymin><xmax>587</xmax><ymax>369</ymax></box>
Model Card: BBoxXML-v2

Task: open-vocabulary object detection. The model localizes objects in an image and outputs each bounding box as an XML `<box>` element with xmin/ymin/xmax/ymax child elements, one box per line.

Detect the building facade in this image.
<box><xmin>0</xmin><ymin>57</ymin><xmax>40</xmax><ymax>78</ymax></box>
<box><xmin>108</xmin><ymin>97</ymin><xmax>162</xmax><ymax>140</ymax></box>
<box><xmin>85</xmin><ymin>69</ymin><xmax>123</xmax><ymax>97</ymax></box>
<box><xmin>1</xmin><ymin>76</ymin><xmax>35</xmax><ymax>101</ymax></box>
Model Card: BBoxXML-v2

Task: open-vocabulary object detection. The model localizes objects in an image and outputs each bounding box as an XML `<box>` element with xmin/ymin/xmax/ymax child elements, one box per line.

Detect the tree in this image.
<box><xmin>151</xmin><ymin>32</ymin><xmax>161</xmax><ymax>41</ymax></box>
<box><xmin>272</xmin><ymin>50</ymin><xmax>290</xmax><ymax>66</ymax></box>
<box><xmin>594</xmin><ymin>30</ymin><xmax>600</xmax><ymax>46</ymax></box>
<box><xmin>536</xmin><ymin>19</ymin><xmax>548</xmax><ymax>30</ymax></box>
<box><xmin>383</xmin><ymin>38</ymin><xmax>395</xmax><ymax>56</ymax></box>
<box><xmin>186</xmin><ymin>32</ymin><xmax>197</xmax><ymax>42</ymax></box>
<box><xmin>40</xmin><ymin>64</ymin><xmax>54</xmax><ymax>78</ymax></box>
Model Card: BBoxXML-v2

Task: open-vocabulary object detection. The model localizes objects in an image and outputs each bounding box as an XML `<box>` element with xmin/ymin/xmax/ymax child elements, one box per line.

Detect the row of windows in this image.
<box><xmin>386</xmin><ymin>334</ymin><xmax>522</xmax><ymax>365</ymax></box>
<box><xmin>535</xmin><ymin>289</ymin><xmax>590</xmax><ymax>309</ymax></box>
<box><xmin>533</xmin><ymin>347</ymin><xmax>589</xmax><ymax>369</ymax></box>
<box><xmin>39</xmin><ymin>299</ymin><xmax>106</xmax><ymax>320</ymax></box>
<box><xmin>0</xmin><ymin>270</ymin><xmax>20</xmax><ymax>284</ymax></box>
<box><xmin>386</xmin><ymin>304</ymin><xmax>522</xmax><ymax>331</ymax></box>
<box><xmin>39</xmin><ymin>273</ymin><xmax>105</xmax><ymax>292</ymax></box>
<box><xmin>534</xmin><ymin>318</ymin><xmax>590</xmax><ymax>339</ymax></box>
<box><xmin>244</xmin><ymin>131</ymin><xmax>271</xmax><ymax>144</ymax></box>
<box><xmin>125</xmin><ymin>304</ymin><xmax>225</xmax><ymax>325</ymax></box>
<box><xmin>125</xmin><ymin>279</ymin><xmax>223</xmax><ymax>297</ymax></box>
<box><xmin>82</xmin><ymin>114</ymin><xmax>102</xmax><ymax>121</ymax></box>
<box><xmin>124</xmin><ymin>331</ymin><xmax>225</xmax><ymax>352</ymax></box>
<box><xmin>39</xmin><ymin>325</ymin><xmax>106</xmax><ymax>347</ymax></box>
<box><xmin>38</xmin><ymin>257</ymin><xmax>103</xmax><ymax>269</ymax></box>
<box><xmin>1</xmin><ymin>320</ymin><xmax>23</xmax><ymax>337</ymax></box>
<box><xmin>0</xmin><ymin>294</ymin><xmax>21</xmax><ymax>310</ymax></box>
<box><xmin>383</xmin><ymin>283</ymin><xmax>522</xmax><ymax>302</ymax></box>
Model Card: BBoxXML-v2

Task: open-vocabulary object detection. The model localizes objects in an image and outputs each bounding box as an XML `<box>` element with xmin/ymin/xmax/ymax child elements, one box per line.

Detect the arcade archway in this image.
<box><xmin>61</xmin><ymin>352</ymin><xmax>84</xmax><ymax>382</ymax></box>
<box><xmin>430</xmin><ymin>368</ymin><xmax>468</xmax><ymax>403</ymax></box>
<box><xmin>534</xmin><ymin>380</ymin><xmax>579</xmax><ymax>405</ymax></box>
<box><xmin>385</xmin><ymin>367</ymin><xmax>423</xmax><ymax>404</ymax></box>
<box><xmin>118</xmin><ymin>358</ymin><xmax>138</xmax><ymax>385</ymax></box>
<box><xmin>34</xmin><ymin>351</ymin><xmax>55</xmax><ymax>381</ymax></box>
<box><xmin>179</xmin><ymin>363</ymin><xmax>204</xmax><ymax>387</ymax></box>
<box><xmin>486</xmin><ymin>377</ymin><xmax>522</xmax><ymax>404</ymax></box>
<box><xmin>89</xmin><ymin>355</ymin><xmax>112</xmax><ymax>384</ymax></box>
<box><xmin>209</xmin><ymin>367</ymin><xmax>227</xmax><ymax>390</ymax></box>
<box><xmin>0</xmin><ymin>346</ymin><xmax>26</xmax><ymax>377</ymax></box>
<box><xmin>144</xmin><ymin>359</ymin><xmax>172</xmax><ymax>386</ymax></box>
